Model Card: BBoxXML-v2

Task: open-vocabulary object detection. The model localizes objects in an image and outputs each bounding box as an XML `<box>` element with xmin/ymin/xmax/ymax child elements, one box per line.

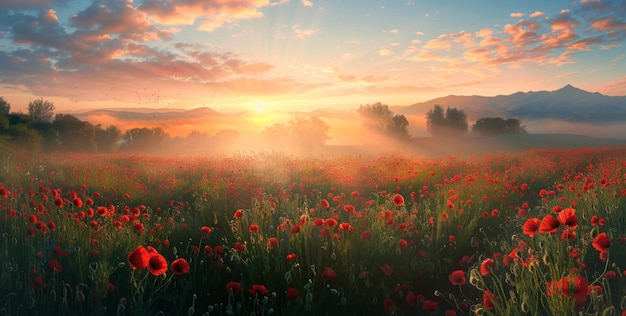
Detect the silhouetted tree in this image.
<box><xmin>120</xmin><ymin>127</ymin><xmax>169</xmax><ymax>152</ymax></box>
<box><xmin>0</xmin><ymin>97</ymin><xmax>10</xmax><ymax>115</ymax></box>
<box><xmin>28</xmin><ymin>98</ymin><xmax>55</xmax><ymax>123</ymax></box>
<box><xmin>52</xmin><ymin>114</ymin><xmax>97</xmax><ymax>152</ymax></box>
<box><xmin>358</xmin><ymin>102</ymin><xmax>411</xmax><ymax>140</ymax></box>
<box><xmin>426</xmin><ymin>105</ymin><xmax>468</xmax><ymax>137</ymax></box>
<box><xmin>95</xmin><ymin>125</ymin><xmax>122</xmax><ymax>153</ymax></box>
<box><xmin>472</xmin><ymin>117</ymin><xmax>526</xmax><ymax>136</ymax></box>
<box><xmin>263</xmin><ymin>116</ymin><xmax>330</xmax><ymax>150</ymax></box>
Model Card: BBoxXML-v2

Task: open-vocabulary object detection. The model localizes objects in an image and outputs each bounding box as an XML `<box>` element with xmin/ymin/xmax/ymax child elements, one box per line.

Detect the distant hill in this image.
<box><xmin>393</xmin><ymin>85</ymin><xmax>626</xmax><ymax>123</ymax></box>
<box><xmin>76</xmin><ymin>107</ymin><xmax>222</xmax><ymax>121</ymax></box>
<box><xmin>406</xmin><ymin>134</ymin><xmax>626</xmax><ymax>157</ymax></box>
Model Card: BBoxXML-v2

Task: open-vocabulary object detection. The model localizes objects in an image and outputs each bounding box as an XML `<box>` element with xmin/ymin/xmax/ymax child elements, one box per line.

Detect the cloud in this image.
<box><xmin>293</xmin><ymin>26</ymin><xmax>318</xmax><ymax>38</ymax></box>
<box><xmin>590</xmin><ymin>17</ymin><xmax>626</xmax><ymax>31</ymax></box>
<box><xmin>378</xmin><ymin>48</ymin><xmax>394</xmax><ymax>56</ymax></box>
<box><xmin>302</xmin><ymin>0</ymin><xmax>314</xmax><ymax>7</ymax></box>
<box><xmin>597</xmin><ymin>76</ymin><xmax>626</xmax><ymax>95</ymax></box>
<box><xmin>510</xmin><ymin>12</ymin><xmax>524</xmax><ymax>18</ymax></box>
<box><xmin>137</xmin><ymin>0</ymin><xmax>288</xmax><ymax>32</ymax></box>
<box><xmin>530</xmin><ymin>11</ymin><xmax>545</xmax><ymax>18</ymax></box>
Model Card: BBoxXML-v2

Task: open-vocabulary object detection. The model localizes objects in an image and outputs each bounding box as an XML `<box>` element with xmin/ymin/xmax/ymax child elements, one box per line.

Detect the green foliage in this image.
<box><xmin>0</xmin><ymin>96</ymin><xmax>10</xmax><ymax>115</ymax></box>
<box><xmin>358</xmin><ymin>102</ymin><xmax>411</xmax><ymax>140</ymax></box>
<box><xmin>426</xmin><ymin>104</ymin><xmax>468</xmax><ymax>137</ymax></box>
<box><xmin>52</xmin><ymin>114</ymin><xmax>97</xmax><ymax>152</ymax></box>
<box><xmin>0</xmin><ymin>148</ymin><xmax>625</xmax><ymax>315</ymax></box>
<box><xmin>120</xmin><ymin>127</ymin><xmax>169</xmax><ymax>152</ymax></box>
<box><xmin>28</xmin><ymin>98</ymin><xmax>56</xmax><ymax>123</ymax></box>
<box><xmin>473</xmin><ymin>117</ymin><xmax>526</xmax><ymax>136</ymax></box>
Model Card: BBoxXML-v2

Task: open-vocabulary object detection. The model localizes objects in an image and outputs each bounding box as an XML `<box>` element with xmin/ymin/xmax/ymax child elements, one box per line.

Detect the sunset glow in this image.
<box><xmin>1</xmin><ymin>0</ymin><xmax>625</xmax><ymax>141</ymax></box>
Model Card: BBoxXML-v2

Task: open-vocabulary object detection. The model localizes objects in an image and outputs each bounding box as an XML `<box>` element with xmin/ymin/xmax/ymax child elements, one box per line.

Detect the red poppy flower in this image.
<box><xmin>320</xmin><ymin>199</ymin><xmax>330</xmax><ymax>209</ymax></box>
<box><xmin>483</xmin><ymin>290</ymin><xmax>496</xmax><ymax>310</ymax></box>
<box><xmin>249</xmin><ymin>224</ymin><xmax>259</xmax><ymax>233</ymax></box>
<box><xmin>360</xmin><ymin>231</ymin><xmax>371</xmax><ymax>240</ymax></box>
<box><xmin>322</xmin><ymin>266</ymin><xmax>336</xmax><ymax>280</ymax></box>
<box><xmin>324</xmin><ymin>218</ymin><xmax>337</xmax><ymax>226</ymax></box>
<box><xmin>286</xmin><ymin>287</ymin><xmax>298</xmax><ymax>299</ymax></box>
<box><xmin>399</xmin><ymin>239</ymin><xmax>408</xmax><ymax>249</ymax></box>
<box><xmin>201</xmin><ymin>226</ymin><xmax>212</xmax><ymax>234</ymax></box>
<box><xmin>522</xmin><ymin>218</ymin><xmax>540</xmax><ymax>237</ymax></box>
<box><xmin>286</xmin><ymin>253</ymin><xmax>296</xmax><ymax>261</ymax></box>
<box><xmin>233</xmin><ymin>209</ymin><xmax>244</xmax><ymax>218</ymax></box>
<box><xmin>338</xmin><ymin>222</ymin><xmax>353</xmax><ymax>232</ymax></box>
<box><xmin>423</xmin><ymin>300</ymin><xmax>439</xmax><ymax>313</ymax></box>
<box><xmin>290</xmin><ymin>225</ymin><xmax>301</xmax><ymax>234</ymax></box>
<box><xmin>539</xmin><ymin>215</ymin><xmax>560</xmax><ymax>233</ymax></box>
<box><xmin>47</xmin><ymin>259</ymin><xmax>63</xmax><ymax>274</ymax></box>
<box><xmin>73</xmin><ymin>197</ymin><xmax>83</xmax><ymax>208</ymax></box>
<box><xmin>147</xmin><ymin>252</ymin><xmax>168</xmax><ymax>276</ymax></box>
<box><xmin>592</xmin><ymin>233</ymin><xmax>611</xmax><ymax>252</ymax></box>
<box><xmin>405</xmin><ymin>291</ymin><xmax>417</xmax><ymax>306</ymax></box>
<box><xmin>562</xmin><ymin>275</ymin><xmax>589</xmax><ymax>307</ymax></box>
<box><xmin>226</xmin><ymin>281</ymin><xmax>242</xmax><ymax>293</ymax></box>
<box><xmin>32</xmin><ymin>276</ymin><xmax>44</xmax><ymax>291</ymax></box>
<box><xmin>392</xmin><ymin>194</ymin><xmax>405</xmax><ymax>206</ymax></box>
<box><xmin>381</xmin><ymin>264</ymin><xmax>393</xmax><ymax>276</ymax></box>
<box><xmin>128</xmin><ymin>246</ymin><xmax>150</xmax><ymax>269</ymax></box>
<box><xmin>249</xmin><ymin>284</ymin><xmax>268</xmax><ymax>297</ymax></box>
<box><xmin>480</xmin><ymin>258</ymin><xmax>494</xmax><ymax>276</ymax></box>
<box><xmin>171</xmin><ymin>258</ymin><xmax>190</xmax><ymax>275</ymax></box>
<box><xmin>448</xmin><ymin>270</ymin><xmax>466</xmax><ymax>286</ymax></box>
<box><xmin>267</xmin><ymin>237</ymin><xmax>279</xmax><ymax>250</ymax></box>
<box><xmin>558</xmin><ymin>208</ymin><xmax>578</xmax><ymax>229</ymax></box>
<box><xmin>383</xmin><ymin>298</ymin><xmax>396</xmax><ymax>313</ymax></box>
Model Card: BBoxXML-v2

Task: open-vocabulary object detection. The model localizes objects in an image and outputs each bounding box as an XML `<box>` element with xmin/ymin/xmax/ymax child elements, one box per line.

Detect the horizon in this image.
<box><xmin>1</xmin><ymin>1</ymin><xmax>625</xmax><ymax>114</ymax></box>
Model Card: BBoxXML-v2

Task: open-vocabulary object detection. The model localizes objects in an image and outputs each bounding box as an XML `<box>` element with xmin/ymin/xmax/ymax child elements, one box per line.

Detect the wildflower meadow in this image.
<box><xmin>1</xmin><ymin>147</ymin><xmax>626</xmax><ymax>315</ymax></box>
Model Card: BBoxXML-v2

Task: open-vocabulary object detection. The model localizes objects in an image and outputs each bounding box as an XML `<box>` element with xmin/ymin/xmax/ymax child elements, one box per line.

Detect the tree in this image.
<box><xmin>426</xmin><ymin>105</ymin><xmax>468</xmax><ymax>137</ymax></box>
<box><xmin>95</xmin><ymin>125</ymin><xmax>122</xmax><ymax>153</ymax></box>
<box><xmin>0</xmin><ymin>97</ymin><xmax>10</xmax><ymax>115</ymax></box>
<box><xmin>472</xmin><ymin>117</ymin><xmax>526</xmax><ymax>136</ymax></box>
<box><xmin>28</xmin><ymin>98</ymin><xmax>55</xmax><ymax>123</ymax></box>
<box><xmin>52</xmin><ymin>114</ymin><xmax>97</xmax><ymax>152</ymax></box>
<box><xmin>120</xmin><ymin>127</ymin><xmax>169</xmax><ymax>152</ymax></box>
<box><xmin>358</xmin><ymin>102</ymin><xmax>411</xmax><ymax>140</ymax></box>
<box><xmin>262</xmin><ymin>116</ymin><xmax>330</xmax><ymax>150</ymax></box>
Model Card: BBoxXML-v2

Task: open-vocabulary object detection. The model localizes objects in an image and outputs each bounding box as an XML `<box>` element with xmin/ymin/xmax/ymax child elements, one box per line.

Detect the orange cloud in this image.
<box><xmin>137</xmin><ymin>0</ymin><xmax>288</xmax><ymax>32</ymax></box>
<box><xmin>591</xmin><ymin>17</ymin><xmax>626</xmax><ymax>31</ymax></box>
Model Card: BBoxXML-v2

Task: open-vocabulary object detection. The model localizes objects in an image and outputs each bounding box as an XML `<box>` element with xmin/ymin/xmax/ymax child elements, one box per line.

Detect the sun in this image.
<box><xmin>254</xmin><ymin>101</ymin><xmax>265</xmax><ymax>114</ymax></box>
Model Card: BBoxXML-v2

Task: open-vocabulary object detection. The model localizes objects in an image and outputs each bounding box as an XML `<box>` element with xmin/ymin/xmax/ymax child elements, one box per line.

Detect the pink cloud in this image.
<box><xmin>591</xmin><ymin>17</ymin><xmax>626</xmax><ymax>31</ymax></box>
<box><xmin>530</xmin><ymin>11</ymin><xmax>545</xmax><ymax>18</ymax></box>
<box><xmin>503</xmin><ymin>20</ymin><xmax>541</xmax><ymax>46</ymax></box>
<box><xmin>70</xmin><ymin>2</ymin><xmax>173</xmax><ymax>41</ymax></box>
<box><xmin>138</xmin><ymin>0</ymin><xmax>287</xmax><ymax>32</ymax></box>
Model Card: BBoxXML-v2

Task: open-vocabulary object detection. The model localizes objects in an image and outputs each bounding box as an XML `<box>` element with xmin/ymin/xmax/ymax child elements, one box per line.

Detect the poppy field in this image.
<box><xmin>1</xmin><ymin>147</ymin><xmax>626</xmax><ymax>315</ymax></box>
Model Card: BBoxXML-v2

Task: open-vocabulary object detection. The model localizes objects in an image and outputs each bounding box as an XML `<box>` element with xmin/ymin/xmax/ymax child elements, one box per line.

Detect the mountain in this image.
<box><xmin>75</xmin><ymin>106</ymin><xmax>222</xmax><ymax>122</ymax></box>
<box><xmin>394</xmin><ymin>85</ymin><xmax>626</xmax><ymax>123</ymax></box>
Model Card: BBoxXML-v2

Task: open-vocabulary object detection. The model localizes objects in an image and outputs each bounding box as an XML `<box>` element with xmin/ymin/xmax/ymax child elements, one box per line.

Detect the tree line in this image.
<box><xmin>0</xmin><ymin>96</ymin><xmax>526</xmax><ymax>153</ymax></box>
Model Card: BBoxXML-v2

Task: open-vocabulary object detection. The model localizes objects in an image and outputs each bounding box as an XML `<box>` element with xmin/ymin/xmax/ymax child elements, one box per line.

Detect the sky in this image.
<box><xmin>0</xmin><ymin>0</ymin><xmax>625</xmax><ymax>129</ymax></box>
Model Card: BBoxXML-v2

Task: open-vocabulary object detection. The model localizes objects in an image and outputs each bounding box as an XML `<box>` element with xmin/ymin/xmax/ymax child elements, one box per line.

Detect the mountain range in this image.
<box><xmin>392</xmin><ymin>84</ymin><xmax>626</xmax><ymax>123</ymax></box>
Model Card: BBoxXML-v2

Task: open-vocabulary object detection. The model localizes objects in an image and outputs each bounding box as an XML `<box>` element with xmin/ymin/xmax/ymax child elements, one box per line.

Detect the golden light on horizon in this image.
<box><xmin>254</xmin><ymin>101</ymin><xmax>266</xmax><ymax>114</ymax></box>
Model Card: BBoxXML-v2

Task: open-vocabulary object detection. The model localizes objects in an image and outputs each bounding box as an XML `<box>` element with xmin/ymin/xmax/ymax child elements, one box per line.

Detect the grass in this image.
<box><xmin>0</xmin><ymin>145</ymin><xmax>625</xmax><ymax>315</ymax></box>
